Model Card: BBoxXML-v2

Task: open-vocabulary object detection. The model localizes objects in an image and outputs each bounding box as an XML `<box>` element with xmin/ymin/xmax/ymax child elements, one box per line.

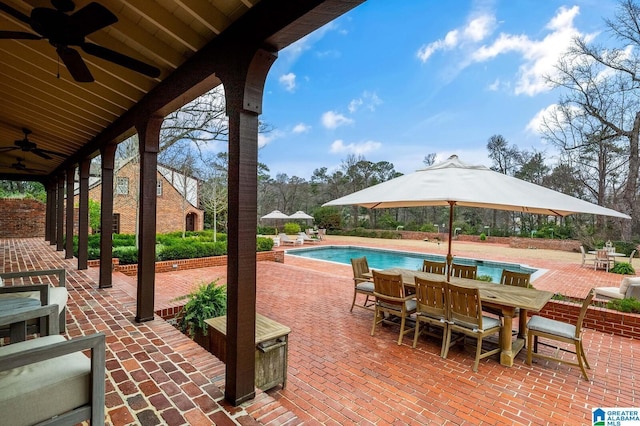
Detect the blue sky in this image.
<box><xmin>257</xmin><ymin>0</ymin><xmax>618</xmax><ymax>179</ymax></box>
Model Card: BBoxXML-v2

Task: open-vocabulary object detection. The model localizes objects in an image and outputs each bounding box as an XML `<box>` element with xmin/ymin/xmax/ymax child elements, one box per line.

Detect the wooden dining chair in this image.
<box><xmin>594</xmin><ymin>249</ymin><xmax>614</xmax><ymax>272</ymax></box>
<box><xmin>444</xmin><ymin>283</ymin><xmax>502</xmax><ymax>372</ymax></box>
<box><xmin>450</xmin><ymin>263</ymin><xmax>477</xmax><ymax>280</ymax></box>
<box><xmin>526</xmin><ymin>289</ymin><xmax>594</xmax><ymax>380</ymax></box>
<box><xmin>371</xmin><ymin>270</ymin><xmax>416</xmax><ymax>345</ymax></box>
<box><xmin>350</xmin><ymin>257</ymin><xmax>375</xmax><ymax>312</ymax></box>
<box><xmin>500</xmin><ymin>270</ymin><xmax>531</xmax><ymax>288</ymax></box>
<box><xmin>412</xmin><ymin>277</ymin><xmax>451</xmax><ymax>356</ymax></box>
<box><xmin>422</xmin><ymin>259</ymin><xmax>446</xmax><ymax>275</ymax></box>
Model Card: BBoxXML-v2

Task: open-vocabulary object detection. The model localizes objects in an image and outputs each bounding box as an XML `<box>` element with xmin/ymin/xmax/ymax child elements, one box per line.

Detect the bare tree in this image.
<box><xmin>541</xmin><ymin>0</ymin><xmax>640</xmax><ymax>238</ymax></box>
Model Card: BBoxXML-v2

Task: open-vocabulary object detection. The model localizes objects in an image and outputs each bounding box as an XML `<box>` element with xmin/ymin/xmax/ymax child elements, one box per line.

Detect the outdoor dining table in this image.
<box><xmin>365</xmin><ymin>268</ymin><xmax>554</xmax><ymax>367</ymax></box>
<box><xmin>588</xmin><ymin>250</ymin><xmax>626</xmax><ymax>261</ymax></box>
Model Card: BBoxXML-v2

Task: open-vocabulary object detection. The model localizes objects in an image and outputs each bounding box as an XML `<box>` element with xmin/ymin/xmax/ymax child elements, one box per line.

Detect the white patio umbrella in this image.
<box><xmin>288</xmin><ymin>210</ymin><xmax>314</xmax><ymax>220</ymax></box>
<box><xmin>260</xmin><ymin>210</ymin><xmax>290</xmax><ymax>220</ymax></box>
<box><xmin>260</xmin><ymin>210</ymin><xmax>290</xmax><ymax>234</ymax></box>
<box><xmin>324</xmin><ymin>155</ymin><xmax>630</xmax><ymax>278</ymax></box>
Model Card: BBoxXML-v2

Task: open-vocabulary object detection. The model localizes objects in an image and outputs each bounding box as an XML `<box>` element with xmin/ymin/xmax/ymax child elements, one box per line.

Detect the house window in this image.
<box><xmin>116</xmin><ymin>177</ymin><xmax>129</xmax><ymax>195</ymax></box>
<box><xmin>157</xmin><ymin>180</ymin><xmax>162</xmax><ymax>196</ymax></box>
<box><xmin>112</xmin><ymin>213</ymin><xmax>120</xmax><ymax>234</ymax></box>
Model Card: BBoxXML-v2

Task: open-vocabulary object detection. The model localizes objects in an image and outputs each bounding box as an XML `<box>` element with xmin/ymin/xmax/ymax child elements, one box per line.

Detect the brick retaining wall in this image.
<box><xmin>397</xmin><ymin>230</ymin><xmax>581</xmax><ymax>252</ymax></box>
<box><xmin>89</xmin><ymin>250</ymin><xmax>284</xmax><ymax>276</ymax></box>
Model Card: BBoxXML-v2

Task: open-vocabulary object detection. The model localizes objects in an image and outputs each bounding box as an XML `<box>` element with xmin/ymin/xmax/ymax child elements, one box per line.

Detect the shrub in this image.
<box><xmin>476</xmin><ymin>275</ymin><xmax>492</xmax><ymax>282</ymax></box>
<box><xmin>257</xmin><ymin>237</ymin><xmax>274</xmax><ymax>252</ymax></box>
<box><xmin>174</xmin><ymin>280</ymin><xmax>227</xmax><ymax>338</ymax></box>
<box><xmin>112</xmin><ymin>246</ymin><xmax>138</xmax><ymax>264</ymax></box>
<box><xmin>479</xmin><ymin>233</ymin><xmax>486</xmax><ymax>241</ymax></box>
<box><xmin>607</xmin><ymin>298</ymin><xmax>640</xmax><ymax>314</ymax></box>
<box><xmin>257</xmin><ymin>226</ymin><xmax>276</xmax><ymax>235</ymax></box>
<box><xmin>283</xmin><ymin>222</ymin><xmax>301</xmax><ymax>235</ymax></box>
<box><xmin>610</xmin><ymin>262</ymin><xmax>635</xmax><ymax>275</ymax></box>
<box><xmin>313</xmin><ymin>206</ymin><xmax>341</xmax><ymax>230</ymax></box>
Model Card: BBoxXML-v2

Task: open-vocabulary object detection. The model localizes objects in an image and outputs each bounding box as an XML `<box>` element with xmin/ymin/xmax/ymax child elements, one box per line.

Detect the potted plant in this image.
<box><xmin>174</xmin><ymin>279</ymin><xmax>227</xmax><ymax>350</ymax></box>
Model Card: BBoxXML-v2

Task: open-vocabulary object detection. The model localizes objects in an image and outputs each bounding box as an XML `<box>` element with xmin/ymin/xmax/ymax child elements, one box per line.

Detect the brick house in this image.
<box><xmin>86</xmin><ymin>159</ymin><xmax>204</xmax><ymax>234</ymax></box>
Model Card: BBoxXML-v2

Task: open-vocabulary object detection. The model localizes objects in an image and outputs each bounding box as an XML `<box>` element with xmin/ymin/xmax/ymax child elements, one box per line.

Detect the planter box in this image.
<box><xmin>205</xmin><ymin>314</ymin><xmax>290</xmax><ymax>391</ymax></box>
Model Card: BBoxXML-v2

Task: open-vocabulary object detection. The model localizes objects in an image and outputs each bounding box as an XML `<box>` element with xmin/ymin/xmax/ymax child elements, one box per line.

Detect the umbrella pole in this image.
<box><xmin>446</xmin><ymin>201</ymin><xmax>455</xmax><ymax>281</ymax></box>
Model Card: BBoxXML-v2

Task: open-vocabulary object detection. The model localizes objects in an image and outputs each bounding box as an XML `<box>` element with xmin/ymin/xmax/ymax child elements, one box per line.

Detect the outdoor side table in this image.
<box><xmin>206</xmin><ymin>313</ymin><xmax>291</xmax><ymax>391</ymax></box>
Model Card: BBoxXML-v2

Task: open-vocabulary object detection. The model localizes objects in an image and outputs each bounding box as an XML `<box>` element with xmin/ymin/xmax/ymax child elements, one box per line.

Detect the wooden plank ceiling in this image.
<box><xmin>0</xmin><ymin>0</ymin><xmax>363</xmax><ymax>181</ymax></box>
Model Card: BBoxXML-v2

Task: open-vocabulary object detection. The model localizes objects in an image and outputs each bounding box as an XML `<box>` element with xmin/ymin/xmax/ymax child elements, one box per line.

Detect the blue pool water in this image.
<box><xmin>286</xmin><ymin>245</ymin><xmax>538</xmax><ymax>283</ymax></box>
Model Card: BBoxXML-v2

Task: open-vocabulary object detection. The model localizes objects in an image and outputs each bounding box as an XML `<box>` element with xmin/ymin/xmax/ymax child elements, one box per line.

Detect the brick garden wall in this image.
<box><xmin>397</xmin><ymin>230</ymin><xmax>581</xmax><ymax>252</ymax></box>
<box><xmin>0</xmin><ymin>199</ymin><xmax>45</xmax><ymax>238</ymax></box>
<box><xmin>89</xmin><ymin>250</ymin><xmax>284</xmax><ymax>276</ymax></box>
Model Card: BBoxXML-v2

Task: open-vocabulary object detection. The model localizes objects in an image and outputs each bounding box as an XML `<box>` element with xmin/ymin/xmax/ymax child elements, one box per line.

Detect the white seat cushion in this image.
<box><xmin>0</xmin><ymin>335</ymin><xmax>91</xmax><ymax>426</ymax></box>
<box><xmin>528</xmin><ymin>315</ymin><xmax>577</xmax><ymax>339</ymax></box>
<box><xmin>593</xmin><ymin>287</ymin><xmax>625</xmax><ymax>300</ymax></box>
<box><xmin>0</xmin><ymin>286</ymin><xmax>67</xmax><ymax>315</ymax></box>
<box><xmin>355</xmin><ymin>282</ymin><xmax>374</xmax><ymax>293</ymax></box>
<box><xmin>620</xmin><ymin>277</ymin><xmax>640</xmax><ymax>297</ymax></box>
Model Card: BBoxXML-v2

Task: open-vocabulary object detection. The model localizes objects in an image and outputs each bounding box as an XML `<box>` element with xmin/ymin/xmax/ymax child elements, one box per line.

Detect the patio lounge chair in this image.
<box><xmin>298</xmin><ymin>232</ymin><xmax>320</xmax><ymax>244</ymax></box>
<box><xmin>594</xmin><ymin>276</ymin><xmax>640</xmax><ymax>300</ymax></box>
<box><xmin>278</xmin><ymin>233</ymin><xmax>302</xmax><ymax>246</ymax></box>
<box><xmin>0</xmin><ymin>268</ymin><xmax>68</xmax><ymax>335</ymax></box>
<box><xmin>526</xmin><ymin>289</ymin><xmax>594</xmax><ymax>381</ymax></box>
<box><xmin>371</xmin><ymin>270</ymin><xmax>417</xmax><ymax>345</ymax></box>
<box><xmin>0</xmin><ymin>304</ymin><xmax>106</xmax><ymax>425</ymax></box>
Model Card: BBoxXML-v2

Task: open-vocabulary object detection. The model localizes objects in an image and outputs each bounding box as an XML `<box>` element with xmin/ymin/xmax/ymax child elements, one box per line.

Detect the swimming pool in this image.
<box><xmin>286</xmin><ymin>245</ymin><xmax>540</xmax><ymax>283</ymax></box>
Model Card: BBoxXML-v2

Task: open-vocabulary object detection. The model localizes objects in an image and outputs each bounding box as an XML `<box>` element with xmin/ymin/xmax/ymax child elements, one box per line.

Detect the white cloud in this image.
<box><xmin>417</xmin><ymin>13</ymin><xmax>496</xmax><ymax>62</ymax></box>
<box><xmin>471</xmin><ymin>6</ymin><xmax>592</xmax><ymax>96</ymax></box>
<box><xmin>526</xmin><ymin>103</ymin><xmax>581</xmax><ymax>134</ymax></box>
<box><xmin>330</xmin><ymin>139</ymin><xmax>381</xmax><ymax>155</ymax></box>
<box><xmin>321</xmin><ymin>111</ymin><xmax>354</xmax><ymax>129</ymax></box>
<box><xmin>487</xmin><ymin>78</ymin><xmax>501</xmax><ymax>91</ymax></box>
<box><xmin>279</xmin><ymin>73</ymin><xmax>296</xmax><ymax>92</ymax></box>
<box><xmin>348</xmin><ymin>91</ymin><xmax>383</xmax><ymax>113</ymax></box>
<box><xmin>417</xmin><ymin>6</ymin><xmax>597</xmax><ymax>97</ymax></box>
<box><xmin>292</xmin><ymin>123</ymin><xmax>311</xmax><ymax>133</ymax></box>
<box><xmin>258</xmin><ymin>130</ymin><xmax>283</xmax><ymax>148</ymax></box>
<box><xmin>348</xmin><ymin>98</ymin><xmax>363</xmax><ymax>113</ymax></box>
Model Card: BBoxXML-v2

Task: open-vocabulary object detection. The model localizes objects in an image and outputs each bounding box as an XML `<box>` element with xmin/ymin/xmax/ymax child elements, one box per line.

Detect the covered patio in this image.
<box><xmin>0</xmin><ymin>0</ymin><xmax>365</xmax><ymax>407</ymax></box>
<box><xmin>2</xmin><ymin>236</ymin><xmax>637</xmax><ymax>424</ymax></box>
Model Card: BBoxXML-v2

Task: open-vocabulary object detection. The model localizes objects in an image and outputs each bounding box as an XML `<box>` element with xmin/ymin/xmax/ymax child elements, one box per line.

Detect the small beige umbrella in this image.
<box><xmin>324</xmin><ymin>155</ymin><xmax>630</xmax><ymax>279</ymax></box>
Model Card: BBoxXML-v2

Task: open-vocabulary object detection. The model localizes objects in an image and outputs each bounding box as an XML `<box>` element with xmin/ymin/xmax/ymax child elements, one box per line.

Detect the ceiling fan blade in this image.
<box><xmin>35</xmin><ymin>147</ymin><xmax>66</xmax><ymax>158</ymax></box>
<box><xmin>31</xmin><ymin>149</ymin><xmax>53</xmax><ymax>160</ymax></box>
<box><xmin>0</xmin><ymin>146</ymin><xmax>17</xmax><ymax>153</ymax></box>
<box><xmin>70</xmin><ymin>2</ymin><xmax>117</xmax><ymax>37</ymax></box>
<box><xmin>0</xmin><ymin>2</ymin><xmax>31</xmax><ymax>25</ymax></box>
<box><xmin>0</xmin><ymin>31</ymin><xmax>41</xmax><ymax>40</ymax></box>
<box><xmin>81</xmin><ymin>42</ymin><xmax>160</xmax><ymax>78</ymax></box>
<box><xmin>57</xmin><ymin>46</ymin><xmax>94</xmax><ymax>82</ymax></box>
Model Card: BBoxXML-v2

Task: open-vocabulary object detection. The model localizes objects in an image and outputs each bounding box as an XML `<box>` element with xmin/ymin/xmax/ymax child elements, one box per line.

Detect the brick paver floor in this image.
<box><xmin>2</xmin><ymin>236</ymin><xmax>638</xmax><ymax>425</ymax></box>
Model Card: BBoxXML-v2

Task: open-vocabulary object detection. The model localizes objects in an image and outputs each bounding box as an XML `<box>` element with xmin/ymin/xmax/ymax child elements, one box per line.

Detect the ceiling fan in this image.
<box><xmin>0</xmin><ymin>128</ymin><xmax>66</xmax><ymax>160</ymax></box>
<box><xmin>0</xmin><ymin>0</ymin><xmax>161</xmax><ymax>82</ymax></box>
<box><xmin>0</xmin><ymin>156</ymin><xmax>46</xmax><ymax>173</ymax></box>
